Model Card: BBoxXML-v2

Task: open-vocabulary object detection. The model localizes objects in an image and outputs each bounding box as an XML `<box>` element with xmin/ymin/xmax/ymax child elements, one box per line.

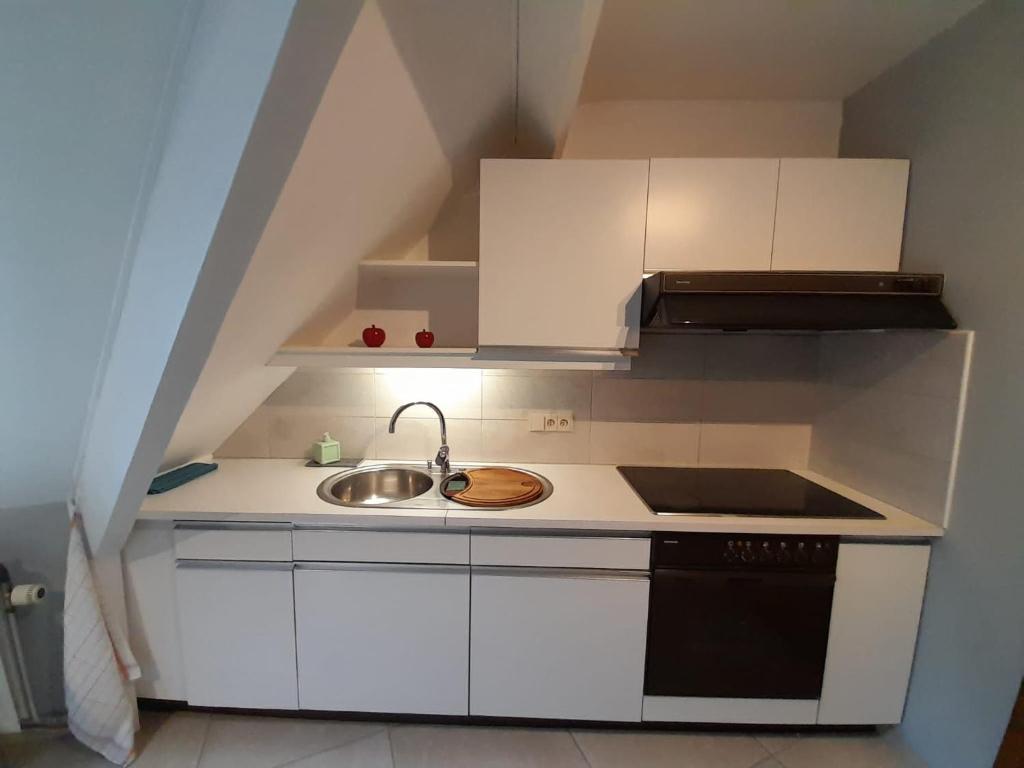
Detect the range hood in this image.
<box><xmin>641</xmin><ymin>271</ymin><xmax>956</xmax><ymax>332</ymax></box>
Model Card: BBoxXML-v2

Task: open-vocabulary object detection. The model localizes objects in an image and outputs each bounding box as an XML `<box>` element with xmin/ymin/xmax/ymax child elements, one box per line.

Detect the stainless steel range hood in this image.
<box><xmin>641</xmin><ymin>272</ymin><xmax>956</xmax><ymax>332</ymax></box>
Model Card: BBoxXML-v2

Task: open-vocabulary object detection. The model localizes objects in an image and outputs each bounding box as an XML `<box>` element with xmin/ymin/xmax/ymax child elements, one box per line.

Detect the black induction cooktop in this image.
<box><xmin>617</xmin><ymin>466</ymin><xmax>885</xmax><ymax>519</ymax></box>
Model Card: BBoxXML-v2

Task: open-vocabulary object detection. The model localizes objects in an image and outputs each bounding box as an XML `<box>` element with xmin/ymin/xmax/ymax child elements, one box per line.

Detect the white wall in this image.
<box><xmin>218</xmin><ymin>335</ymin><xmax>819</xmax><ymax>470</ymax></box>
<box><xmin>562</xmin><ymin>99</ymin><xmax>842</xmax><ymax>158</ymax></box>
<box><xmin>811</xmin><ymin>331</ymin><xmax>972</xmax><ymax>528</ymax></box>
<box><xmin>0</xmin><ymin>0</ymin><xmax>196</xmax><ymax>717</ymax></box>
<box><xmin>516</xmin><ymin>0</ymin><xmax>604</xmax><ymax>157</ymax></box>
<box><xmin>164</xmin><ymin>0</ymin><xmax>519</xmax><ymax>468</ymax></box>
<box><xmin>0</xmin><ymin>0</ymin><xmax>193</xmax><ymax>512</ymax></box>
<box><xmin>74</xmin><ymin>0</ymin><xmax>299</xmax><ymax>556</ymax></box>
<box><xmin>841</xmin><ymin>1</ymin><xmax>1024</xmax><ymax>765</ymax></box>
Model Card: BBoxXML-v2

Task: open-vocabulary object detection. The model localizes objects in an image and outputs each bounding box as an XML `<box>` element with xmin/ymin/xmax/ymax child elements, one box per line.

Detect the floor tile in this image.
<box><xmin>5</xmin><ymin>731</ymin><xmax>111</xmax><ymax>768</ymax></box>
<box><xmin>135</xmin><ymin>711</ymin><xmax>210</xmax><ymax>767</ymax></box>
<box><xmin>389</xmin><ymin>725</ymin><xmax>588</xmax><ymax>768</ymax></box>
<box><xmin>773</xmin><ymin>731</ymin><xmax>926</xmax><ymax>768</ymax></box>
<box><xmin>572</xmin><ymin>729</ymin><xmax>769</xmax><ymax>768</ymax></box>
<box><xmin>279</xmin><ymin>731</ymin><xmax>393</xmax><ymax>768</ymax></box>
<box><xmin>198</xmin><ymin>715</ymin><xmax>385</xmax><ymax>768</ymax></box>
<box><xmin>2</xmin><ymin>720</ymin><xmax>929</xmax><ymax>768</ymax></box>
<box><xmin>753</xmin><ymin>734</ymin><xmax>801</xmax><ymax>756</ymax></box>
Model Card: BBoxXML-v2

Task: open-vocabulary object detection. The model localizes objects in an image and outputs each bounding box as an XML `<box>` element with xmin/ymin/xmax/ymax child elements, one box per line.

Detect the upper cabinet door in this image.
<box><xmin>645</xmin><ymin>158</ymin><xmax>779</xmax><ymax>272</ymax></box>
<box><xmin>479</xmin><ymin>159</ymin><xmax>648</xmax><ymax>350</ymax></box>
<box><xmin>771</xmin><ymin>159</ymin><xmax>909</xmax><ymax>272</ymax></box>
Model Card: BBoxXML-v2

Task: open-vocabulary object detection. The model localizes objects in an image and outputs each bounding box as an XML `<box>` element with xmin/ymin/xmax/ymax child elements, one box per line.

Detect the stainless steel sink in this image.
<box><xmin>317</xmin><ymin>463</ymin><xmax>554</xmax><ymax>510</ymax></box>
<box><xmin>318</xmin><ymin>465</ymin><xmax>434</xmax><ymax>507</ymax></box>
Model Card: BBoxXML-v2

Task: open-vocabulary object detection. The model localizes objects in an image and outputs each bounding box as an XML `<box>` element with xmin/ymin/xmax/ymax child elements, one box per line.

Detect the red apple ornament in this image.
<box><xmin>362</xmin><ymin>325</ymin><xmax>385</xmax><ymax>347</ymax></box>
<box><xmin>415</xmin><ymin>328</ymin><xmax>435</xmax><ymax>348</ymax></box>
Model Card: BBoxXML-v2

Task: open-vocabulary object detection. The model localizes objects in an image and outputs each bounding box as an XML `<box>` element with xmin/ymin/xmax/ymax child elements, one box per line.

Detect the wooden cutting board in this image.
<box><xmin>444</xmin><ymin>468</ymin><xmax>544</xmax><ymax>507</ymax></box>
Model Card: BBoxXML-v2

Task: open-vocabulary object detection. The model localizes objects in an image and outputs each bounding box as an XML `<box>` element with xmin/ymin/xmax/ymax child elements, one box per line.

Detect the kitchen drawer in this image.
<box><xmin>173</xmin><ymin>522</ymin><xmax>292</xmax><ymax>562</ymax></box>
<box><xmin>471</xmin><ymin>533</ymin><xmax>650</xmax><ymax>570</ymax></box>
<box><xmin>293</xmin><ymin>528</ymin><xmax>469</xmax><ymax>565</ymax></box>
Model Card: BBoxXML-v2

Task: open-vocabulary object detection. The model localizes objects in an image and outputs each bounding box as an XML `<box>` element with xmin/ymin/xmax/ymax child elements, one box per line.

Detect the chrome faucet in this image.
<box><xmin>388</xmin><ymin>401</ymin><xmax>450</xmax><ymax>475</ymax></box>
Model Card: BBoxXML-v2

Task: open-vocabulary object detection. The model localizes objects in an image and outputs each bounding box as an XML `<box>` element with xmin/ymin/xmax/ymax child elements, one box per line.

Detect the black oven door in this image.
<box><xmin>645</xmin><ymin>568</ymin><xmax>836</xmax><ymax>699</ymax></box>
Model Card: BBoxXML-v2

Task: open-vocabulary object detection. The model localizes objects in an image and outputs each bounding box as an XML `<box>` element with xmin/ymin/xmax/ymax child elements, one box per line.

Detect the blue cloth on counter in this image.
<box><xmin>147</xmin><ymin>462</ymin><xmax>218</xmax><ymax>494</ymax></box>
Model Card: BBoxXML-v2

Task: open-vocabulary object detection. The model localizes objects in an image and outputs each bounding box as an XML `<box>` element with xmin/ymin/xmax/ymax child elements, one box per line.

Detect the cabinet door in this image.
<box><xmin>295</xmin><ymin>564</ymin><xmax>469</xmax><ymax>715</ymax></box>
<box><xmin>645</xmin><ymin>158</ymin><xmax>779</xmax><ymax>272</ymax></box>
<box><xmin>470</xmin><ymin>568</ymin><xmax>649</xmax><ymax>721</ymax></box>
<box><xmin>175</xmin><ymin>561</ymin><xmax>297</xmax><ymax>709</ymax></box>
<box><xmin>772</xmin><ymin>158</ymin><xmax>909</xmax><ymax>272</ymax></box>
<box><xmin>818</xmin><ymin>543</ymin><xmax>930</xmax><ymax>725</ymax></box>
<box><xmin>479</xmin><ymin>159</ymin><xmax>648</xmax><ymax>350</ymax></box>
<box><xmin>125</xmin><ymin>522</ymin><xmax>186</xmax><ymax>701</ymax></box>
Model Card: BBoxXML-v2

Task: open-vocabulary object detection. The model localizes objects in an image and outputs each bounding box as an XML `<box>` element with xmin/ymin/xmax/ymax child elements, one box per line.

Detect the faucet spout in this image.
<box><xmin>388</xmin><ymin>401</ymin><xmax>450</xmax><ymax>474</ymax></box>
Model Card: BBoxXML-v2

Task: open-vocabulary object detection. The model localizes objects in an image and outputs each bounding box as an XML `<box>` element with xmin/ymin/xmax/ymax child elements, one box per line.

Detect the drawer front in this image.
<box><xmin>293</xmin><ymin>529</ymin><xmax>469</xmax><ymax>565</ymax></box>
<box><xmin>173</xmin><ymin>523</ymin><xmax>292</xmax><ymax>562</ymax></box>
<box><xmin>471</xmin><ymin>534</ymin><xmax>650</xmax><ymax>570</ymax></box>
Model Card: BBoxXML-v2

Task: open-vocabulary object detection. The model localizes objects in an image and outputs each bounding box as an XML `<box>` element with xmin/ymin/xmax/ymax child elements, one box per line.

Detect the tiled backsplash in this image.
<box><xmin>216</xmin><ymin>330</ymin><xmax>972</xmax><ymax>525</ymax></box>
<box><xmin>809</xmin><ymin>331</ymin><xmax>972</xmax><ymax>527</ymax></box>
<box><xmin>216</xmin><ymin>335</ymin><xmax>818</xmax><ymax>469</ymax></box>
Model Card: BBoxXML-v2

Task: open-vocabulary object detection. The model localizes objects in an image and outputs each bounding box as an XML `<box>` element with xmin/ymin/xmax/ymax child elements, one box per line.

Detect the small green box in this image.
<box><xmin>312</xmin><ymin>432</ymin><xmax>341</xmax><ymax>465</ymax></box>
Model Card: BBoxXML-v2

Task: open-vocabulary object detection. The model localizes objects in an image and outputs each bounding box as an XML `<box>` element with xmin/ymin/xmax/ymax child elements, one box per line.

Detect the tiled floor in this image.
<box><xmin>0</xmin><ymin>711</ymin><xmax>928</xmax><ymax>768</ymax></box>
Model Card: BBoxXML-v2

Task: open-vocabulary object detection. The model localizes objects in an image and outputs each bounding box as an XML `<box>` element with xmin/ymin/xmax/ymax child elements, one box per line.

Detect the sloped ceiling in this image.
<box><xmin>164</xmin><ymin>0</ymin><xmax>601</xmax><ymax>467</ymax></box>
<box><xmin>581</xmin><ymin>0</ymin><xmax>984</xmax><ymax>101</ymax></box>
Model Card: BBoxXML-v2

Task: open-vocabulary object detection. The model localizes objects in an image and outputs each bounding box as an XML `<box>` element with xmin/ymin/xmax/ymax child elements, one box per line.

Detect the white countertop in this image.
<box><xmin>139</xmin><ymin>459</ymin><xmax>943</xmax><ymax>539</ymax></box>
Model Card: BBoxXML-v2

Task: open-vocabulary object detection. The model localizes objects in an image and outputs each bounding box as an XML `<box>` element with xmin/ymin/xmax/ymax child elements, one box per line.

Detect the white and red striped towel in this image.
<box><xmin>63</xmin><ymin>513</ymin><xmax>140</xmax><ymax>765</ymax></box>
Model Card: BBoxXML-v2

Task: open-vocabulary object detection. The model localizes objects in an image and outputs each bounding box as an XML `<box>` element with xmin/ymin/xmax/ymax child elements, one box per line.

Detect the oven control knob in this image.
<box><xmin>795</xmin><ymin>542</ymin><xmax>810</xmax><ymax>564</ymax></box>
<box><xmin>777</xmin><ymin>542</ymin><xmax>791</xmax><ymax>564</ymax></box>
<box><xmin>724</xmin><ymin>541</ymin><xmax>737</xmax><ymax>562</ymax></box>
<box><xmin>811</xmin><ymin>542</ymin><xmax>828</xmax><ymax>564</ymax></box>
<box><xmin>740</xmin><ymin>541</ymin><xmax>755</xmax><ymax>562</ymax></box>
<box><xmin>759</xmin><ymin>542</ymin><xmax>773</xmax><ymax>562</ymax></box>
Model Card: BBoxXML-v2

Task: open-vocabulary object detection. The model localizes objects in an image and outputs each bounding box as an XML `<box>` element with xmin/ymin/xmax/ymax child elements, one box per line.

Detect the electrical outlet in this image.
<box><xmin>555</xmin><ymin>411</ymin><xmax>574</xmax><ymax>432</ymax></box>
<box><xmin>530</xmin><ymin>410</ymin><xmax>573</xmax><ymax>432</ymax></box>
<box><xmin>528</xmin><ymin>411</ymin><xmax>547</xmax><ymax>432</ymax></box>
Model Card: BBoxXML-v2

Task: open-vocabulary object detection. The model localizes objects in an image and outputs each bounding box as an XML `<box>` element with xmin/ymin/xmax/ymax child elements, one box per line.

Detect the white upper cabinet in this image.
<box><xmin>645</xmin><ymin>158</ymin><xmax>780</xmax><ymax>272</ymax></box>
<box><xmin>479</xmin><ymin>159</ymin><xmax>648</xmax><ymax>351</ymax></box>
<box><xmin>771</xmin><ymin>159</ymin><xmax>909</xmax><ymax>272</ymax></box>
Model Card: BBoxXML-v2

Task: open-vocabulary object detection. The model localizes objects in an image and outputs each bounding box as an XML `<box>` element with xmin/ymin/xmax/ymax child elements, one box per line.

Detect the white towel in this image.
<box><xmin>63</xmin><ymin>514</ymin><xmax>140</xmax><ymax>765</ymax></box>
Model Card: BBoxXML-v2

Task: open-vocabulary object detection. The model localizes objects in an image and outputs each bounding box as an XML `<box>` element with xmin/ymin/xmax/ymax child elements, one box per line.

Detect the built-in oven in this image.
<box><xmin>645</xmin><ymin>533</ymin><xmax>838</xmax><ymax>700</ymax></box>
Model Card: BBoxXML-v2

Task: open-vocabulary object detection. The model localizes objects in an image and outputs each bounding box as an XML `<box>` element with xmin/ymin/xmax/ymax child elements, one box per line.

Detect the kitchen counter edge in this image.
<box><xmin>137</xmin><ymin>459</ymin><xmax>944</xmax><ymax>539</ymax></box>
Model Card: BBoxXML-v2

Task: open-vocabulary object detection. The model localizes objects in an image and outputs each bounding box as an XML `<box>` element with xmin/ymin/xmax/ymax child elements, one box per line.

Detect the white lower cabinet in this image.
<box><xmin>175</xmin><ymin>561</ymin><xmax>298</xmax><ymax>709</ymax></box>
<box><xmin>817</xmin><ymin>543</ymin><xmax>930</xmax><ymax>725</ymax></box>
<box><xmin>158</xmin><ymin>526</ymin><xmax>930</xmax><ymax>727</ymax></box>
<box><xmin>294</xmin><ymin>563</ymin><xmax>470</xmax><ymax>715</ymax></box>
<box><xmin>470</xmin><ymin>567</ymin><xmax>649</xmax><ymax>722</ymax></box>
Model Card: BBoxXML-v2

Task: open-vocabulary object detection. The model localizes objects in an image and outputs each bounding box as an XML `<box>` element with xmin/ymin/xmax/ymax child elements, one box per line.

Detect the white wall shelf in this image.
<box><xmin>268</xmin><ymin>345</ymin><xmax>632</xmax><ymax>370</ymax></box>
<box><xmin>269</xmin><ymin>346</ymin><xmax>478</xmax><ymax>368</ymax></box>
<box><xmin>280</xmin><ymin>259</ymin><xmax>480</xmax><ymax>354</ymax></box>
